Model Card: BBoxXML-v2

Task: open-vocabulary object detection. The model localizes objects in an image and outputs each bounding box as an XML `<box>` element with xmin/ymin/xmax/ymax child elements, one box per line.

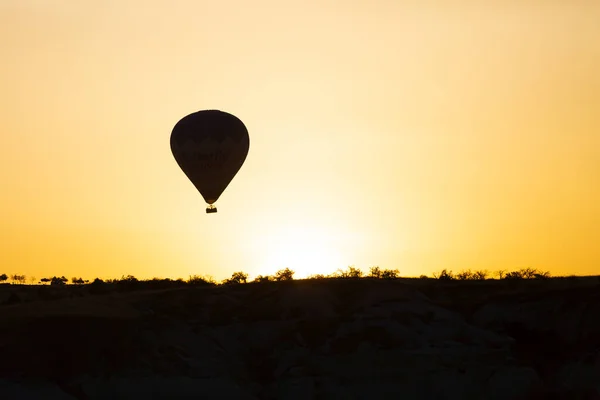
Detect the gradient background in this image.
<box><xmin>1</xmin><ymin>0</ymin><xmax>599</xmax><ymax>281</ymax></box>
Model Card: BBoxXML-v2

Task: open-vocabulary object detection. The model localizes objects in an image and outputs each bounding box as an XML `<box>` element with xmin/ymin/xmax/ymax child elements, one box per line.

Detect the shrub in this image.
<box><xmin>275</xmin><ymin>268</ymin><xmax>295</xmax><ymax>281</ymax></box>
<box><xmin>456</xmin><ymin>270</ymin><xmax>473</xmax><ymax>280</ymax></box>
<box><xmin>116</xmin><ymin>275</ymin><xmax>139</xmax><ymax>291</ymax></box>
<box><xmin>504</xmin><ymin>271</ymin><xmax>524</xmax><ymax>280</ymax></box>
<box><xmin>89</xmin><ymin>278</ymin><xmax>109</xmax><ymax>294</ymax></box>
<box><xmin>520</xmin><ymin>267</ymin><xmax>538</xmax><ymax>279</ymax></box>
<box><xmin>503</xmin><ymin>268</ymin><xmax>551</xmax><ymax>280</ymax></box>
<box><xmin>381</xmin><ymin>268</ymin><xmax>399</xmax><ymax>279</ymax></box>
<box><xmin>253</xmin><ymin>275</ymin><xmax>273</xmax><ymax>282</ymax></box>
<box><xmin>306</xmin><ymin>274</ymin><xmax>326</xmax><ymax>280</ymax></box>
<box><xmin>50</xmin><ymin>276</ymin><xmax>68</xmax><ymax>285</ymax></box>
<box><xmin>434</xmin><ymin>269</ymin><xmax>455</xmax><ymax>281</ymax></box>
<box><xmin>369</xmin><ymin>266</ymin><xmax>382</xmax><ymax>279</ymax></box>
<box><xmin>223</xmin><ymin>271</ymin><xmax>248</xmax><ymax>285</ymax></box>
<box><xmin>534</xmin><ymin>271</ymin><xmax>551</xmax><ymax>279</ymax></box>
<box><xmin>11</xmin><ymin>274</ymin><xmax>26</xmax><ymax>284</ymax></box>
<box><xmin>145</xmin><ymin>277</ymin><xmax>177</xmax><ymax>290</ymax></box>
<box><xmin>473</xmin><ymin>270</ymin><xmax>489</xmax><ymax>280</ymax></box>
<box><xmin>346</xmin><ymin>266</ymin><xmax>363</xmax><ymax>278</ymax></box>
<box><xmin>187</xmin><ymin>275</ymin><xmax>215</xmax><ymax>286</ymax></box>
<box><xmin>333</xmin><ymin>266</ymin><xmax>363</xmax><ymax>279</ymax></box>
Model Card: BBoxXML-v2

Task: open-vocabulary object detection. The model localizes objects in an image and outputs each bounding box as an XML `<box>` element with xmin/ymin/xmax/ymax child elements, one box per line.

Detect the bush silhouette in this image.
<box><xmin>369</xmin><ymin>266</ymin><xmax>382</xmax><ymax>278</ymax></box>
<box><xmin>503</xmin><ymin>268</ymin><xmax>550</xmax><ymax>280</ymax></box>
<box><xmin>223</xmin><ymin>271</ymin><xmax>248</xmax><ymax>284</ymax></box>
<box><xmin>50</xmin><ymin>276</ymin><xmax>68</xmax><ymax>285</ymax></box>
<box><xmin>381</xmin><ymin>268</ymin><xmax>399</xmax><ymax>279</ymax></box>
<box><xmin>89</xmin><ymin>278</ymin><xmax>109</xmax><ymax>294</ymax></box>
<box><xmin>456</xmin><ymin>270</ymin><xmax>473</xmax><ymax>280</ymax></box>
<box><xmin>434</xmin><ymin>269</ymin><xmax>455</xmax><ymax>281</ymax></box>
<box><xmin>333</xmin><ymin>266</ymin><xmax>363</xmax><ymax>279</ymax></box>
<box><xmin>275</xmin><ymin>268</ymin><xmax>294</xmax><ymax>281</ymax></box>
<box><xmin>254</xmin><ymin>275</ymin><xmax>273</xmax><ymax>282</ymax></box>
<box><xmin>116</xmin><ymin>275</ymin><xmax>139</xmax><ymax>291</ymax></box>
<box><xmin>145</xmin><ymin>277</ymin><xmax>177</xmax><ymax>290</ymax></box>
<box><xmin>4</xmin><ymin>264</ymin><xmax>562</xmax><ymax>294</ymax></box>
<box><xmin>187</xmin><ymin>275</ymin><xmax>215</xmax><ymax>286</ymax></box>
<box><xmin>473</xmin><ymin>270</ymin><xmax>489</xmax><ymax>280</ymax></box>
<box><xmin>11</xmin><ymin>274</ymin><xmax>26</xmax><ymax>284</ymax></box>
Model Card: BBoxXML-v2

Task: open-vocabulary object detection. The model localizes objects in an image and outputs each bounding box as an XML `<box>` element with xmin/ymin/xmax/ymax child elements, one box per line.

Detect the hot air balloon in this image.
<box><xmin>170</xmin><ymin>110</ymin><xmax>249</xmax><ymax>213</ymax></box>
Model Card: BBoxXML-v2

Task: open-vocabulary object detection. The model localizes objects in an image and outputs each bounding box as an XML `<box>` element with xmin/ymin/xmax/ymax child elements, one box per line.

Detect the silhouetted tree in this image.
<box><xmin>381</xmin><ymin>268</ymin><xmax>399</xmax><ymax>279</ymax></box>
<box><xmin>11</xmin><ymin>274</ymin><xmax>26</xmax><ymax>284</ymax></box>
<box><xmin>50</xmin><ymin>276</ymin><xmax>68</xmax><ymax>285</ymax></box>
<box><xmin>346</xmin><ymin>266</ymin><xmax>363</xmax><ymax>278</ymax></box>
<box><xmin>187</xmin><ymin>275</ymin><xmax>214</xmax><ymax>286</ymax></box>
<box><xmin>40</xmin><ymin>277</ymin><xmax>50</xmax><ymax>284</ymax></box>
<box><xmin>456</xmin><ymin>270</ymin><xmax>473</xmax><ymax>280</ymax></box>
<box><xmin>275</xmin><ymin>268</ymin><xmax>295</xmax><ymax>281</ymax></box>
<box><xmin>502</xmin><ymin>268</ymin><xmax>550</xmax><ymax>280</ymax></box>
<box><xmin>89</xmin><ymin>278</ymin><xmax>109</xmax><ymax>294</ymax></box>
<box><xmin>519</xmin><ymin>267</ymin><xmax>549</xmax><ymax>279</ymax></box>
<box><xmin>253</xmin><ymin>275</ymin><xmax>273</xmax><ymax>282</ymax></box>
<box><xmin>495</xmin><ymin>270</ymin><xmax>507</xmax><ymax>279</ymax></box>
<box><xmin>434</xmin><ymin>269</ymin><xmax>455</xmax><ymax>281</ymax></box>
<box><xmin>71</xmin><ymin>277</ymin><xmax>85</xmax><ymax>285</ymax></box>
<box><xmin>534</xmin><ymin>271</ymin><xmax>550</xmax><ymax>279</ymax></box>
<box><xmin>145</xmin><ymin>277</ymin><xmax>174</xmax><ymax>290</ymax></box>
<box><xmin>223</xmin><ymin>271</ymin><xmax>248</xmax><ymax>284</ymax></box>
<box><xmin>473</xmin><ymin>270</ymin><xmax>489</xmax><ymax>280</ymax></box>
<box><xmin>116</xmin><ymin>275</ymin><xmax>139</xmax><ymax>291</ymax></box>
<box><xmin>334</xmin><ymin>266</ymin><xmax>363</xmax><ymax>278</ymax></box>
<box><xmin>0</xmin><ymin>274</ymin><xmax>7</xmax><ymax>284</ymax></box>
<box><xmin>369</xmin><ymin>266</ymin><xmax>382</xmax><ymax>278</ymax></box>
<box><xmin>121</xmin><ymin>275</ymin><xmax>138</xmax><ymax>282</ymax></box>
<box><xmin>504</xmin><ymin>270</ymin><xmax>524</xmax><ymax>280</ymax></box>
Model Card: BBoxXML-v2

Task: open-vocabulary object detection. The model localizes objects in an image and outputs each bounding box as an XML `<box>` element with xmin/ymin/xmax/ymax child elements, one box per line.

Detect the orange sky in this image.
<box><xmin>1</xmin><ymin>0</ymin><xmax>599</xmax><ymax>281</ymax></box>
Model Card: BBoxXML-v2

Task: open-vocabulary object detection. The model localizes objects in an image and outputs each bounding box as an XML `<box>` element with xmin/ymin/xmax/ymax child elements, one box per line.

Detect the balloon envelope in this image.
<box><xmin>170</xmin><ymin>110</ymin><xmax>249</xmax><ymax>208</ymax></box>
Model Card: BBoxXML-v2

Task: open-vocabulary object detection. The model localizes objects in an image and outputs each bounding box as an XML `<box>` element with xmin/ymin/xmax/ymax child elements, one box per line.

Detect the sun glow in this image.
<box><xmin>258</xmin><ymin>224</ymin><xmax>347</xmax><ymax>279</ymax></box>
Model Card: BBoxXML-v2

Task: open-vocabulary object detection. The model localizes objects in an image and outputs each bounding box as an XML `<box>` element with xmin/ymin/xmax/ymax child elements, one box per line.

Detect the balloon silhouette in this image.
<box><xmin>170</xmin><ymin>110</ymin><xmax>250</xmax><ymax>213</ymax></box>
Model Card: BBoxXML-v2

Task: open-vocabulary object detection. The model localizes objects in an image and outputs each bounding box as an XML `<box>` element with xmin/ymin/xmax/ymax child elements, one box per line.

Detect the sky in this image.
<box><xmin>1</xmin><ymin>0</ymin><xmax>599</xmax><ymax>281</ymax></box>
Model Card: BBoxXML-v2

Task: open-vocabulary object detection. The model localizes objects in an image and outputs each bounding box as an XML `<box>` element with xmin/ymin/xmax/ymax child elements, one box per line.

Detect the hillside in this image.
<box><xmin>1</xmin><ymin>277</ymin><xmax>599</xmax><ymax>399</ymax></box>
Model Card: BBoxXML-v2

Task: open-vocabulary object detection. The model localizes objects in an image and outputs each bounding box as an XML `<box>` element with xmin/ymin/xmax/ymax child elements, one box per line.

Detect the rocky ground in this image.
<box><xmin>1</xmin><ymin>277</ymin><xmax>599</xmax><ymax>399</ymax></box>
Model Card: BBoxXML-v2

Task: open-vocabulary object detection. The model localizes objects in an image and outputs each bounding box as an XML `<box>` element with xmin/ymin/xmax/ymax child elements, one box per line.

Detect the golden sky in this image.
<box><xmin>1</xmin><ymin>0</ymin><xmax>599</xmax><ymax>281</ymax></box>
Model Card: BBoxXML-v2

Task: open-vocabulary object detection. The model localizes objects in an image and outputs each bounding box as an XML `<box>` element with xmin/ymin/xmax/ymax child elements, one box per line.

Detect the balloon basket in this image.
<box><xmin>206</xmin><ymin>205</ymin><xmax>217</xmax><ymax>214</ymax></box>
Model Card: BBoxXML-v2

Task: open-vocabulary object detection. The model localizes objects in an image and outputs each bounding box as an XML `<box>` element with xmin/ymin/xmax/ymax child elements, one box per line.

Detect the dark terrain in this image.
<box><xmin>1</xmin><ymin>276</ymin><xmax>599</xmax><ymax>399</ymax></box>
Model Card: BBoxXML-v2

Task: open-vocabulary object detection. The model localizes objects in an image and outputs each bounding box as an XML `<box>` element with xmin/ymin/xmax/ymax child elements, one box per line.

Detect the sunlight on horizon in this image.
<box><xmin>1</xmin><ymin>0</ymin><xmax>599</xmax><ymax>281</ymax></box>
<box><xmin>252</xmin><ymin>223</ymin><xmax>354</xmax><ymax>279</ymax></box>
